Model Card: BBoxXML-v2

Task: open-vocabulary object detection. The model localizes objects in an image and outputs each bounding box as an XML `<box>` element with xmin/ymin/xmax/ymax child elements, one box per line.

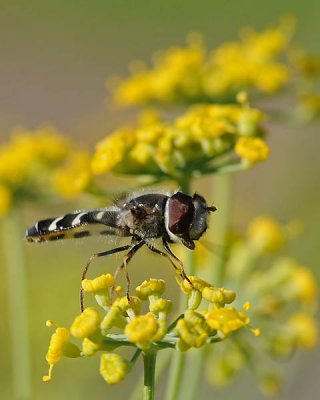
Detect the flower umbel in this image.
<box><xmin>43</xmin><ymin>276</ymin><xmax>252</xmax><ymax>384</ymax></box>
<box><xmin>92</xmin><ymin>99</ymin><xmax>267</xmax><ymax>181</ymax></box>
<box><xmin>111</xmin><ymin>18</ymin><xmax>294</xmax><ymax>106</ymax></box>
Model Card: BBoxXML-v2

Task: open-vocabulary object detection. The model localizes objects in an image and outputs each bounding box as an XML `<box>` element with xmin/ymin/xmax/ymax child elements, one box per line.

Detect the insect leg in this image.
<box><xmin>80</xmin><ymin>245</ymin><xmax>131</xmax><ymax>311</ymax></box>
<box><xmin>112</xmin><ymin>240</ymin><xmax>145</xmax><ymax>302</ymax></box>
<box><xmin>162</xmin><ymin>238</ymin><xmax>193</xmax><ymax>286</ymax></box>
<box><xmin>146</xmin><ymin>243</ymin><xmax>180</xmax><ymax>273</ymax></box>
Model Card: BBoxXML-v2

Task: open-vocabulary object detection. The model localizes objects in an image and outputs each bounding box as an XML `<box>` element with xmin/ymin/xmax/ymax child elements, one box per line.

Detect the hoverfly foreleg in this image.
<box><xmin>162</xmin><ymin>238</ymin><xmax>193</xmax><ymax>286</ymax></box>
<box><xmin>80</xmin><ymin>245</ymin><xmax>131</xmax><ymax>311</ymax></box>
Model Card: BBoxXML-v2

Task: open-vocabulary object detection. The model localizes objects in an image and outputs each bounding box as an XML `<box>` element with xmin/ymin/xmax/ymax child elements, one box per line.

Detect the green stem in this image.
<box><xmin>2</xmin><ymin>208</ymin><xmax>32</xmax><ymax>399</ymax></box>
<box><xmin>130</xmin><ymin>350</ymin><xmax>171</xmax><ymax>400</ymax></box>
<box><xmin>164</xmin><ymin>177</ymin><xmax>193</xmax><ymax>400</ymax></box>
<box><xmin>143</xmin><ymin>351</ymin><xmax>157</xmax><ymax>400</ymax></box>
<box><xmin>181</xmin><ymin>174</ymin><xmax>233</xmax><ymax>400</ymax></box>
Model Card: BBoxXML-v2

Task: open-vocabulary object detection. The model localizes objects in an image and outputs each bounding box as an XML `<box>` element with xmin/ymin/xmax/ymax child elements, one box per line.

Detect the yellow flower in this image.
<box><xmin>175</xmin><ymin>310</ymin><xmax>210</xmax><ymax>351</ymax></box>
<box><xmin>287</xmin><ymin>313</ymin><xmax>317</xmax><ymax>349</ymax></box>
<box><xmin>82</xmin><ymin>274</ymin><xmax>115</xmax><ymax>292</ymax></box>
<box><xmin>235</xmin><ymin>137</ymin><xmax>269</xmax><ymax>163</ymax></box>
<box><xmin>205</xmin><ymin>306</ymin><xmax>250</xmax><ymax>336</ymax></box>
<box><xmin>202</xmin><ymin>287</ymin><xmax>236</xmax><ymax>307</ymax></box>
<box><xmin>43</xmin><ymin>325</ymin><xmax>80</xmax><ymax>382</ymax></box>
<box><xmin>113</xmin><ymin>35</ymin><xmax>205</xmax><ymax>106</ymax></box>
<box><xmin>82</xmin><ymin>274</ymin><xmax>115</xmax><ymax>309</ymax></box>
<box><xmin>112</xmin><ymin>19</ymin><xmax>293</xmax><ymax>106</ymax></box>
<box><xmin>100</xmin><ymin>353</ymin><xmax>129</xmax><ymax>384</ymax></box>
<box><xmin>297</xmin><ymin>92</ymin><xmax>320</xmax><ymax>121</ymax></box>
<box><xmin>180</xmin><ymin>276</ymin><xmax>211</xmax><ymax>294</ymax></box>
<box><xmin>0</xmin><ymin>184</ymin><xmax>12</xmax><ymax>216</ymax></box>
<box><xmin>290</xmin><ymin>267</ymin><xmax>318</xmax><ymax>305</ymax></box>
<box><xmin>113</xmin><ymin>296</ymin><xmax>142</xmax><ymax>317</ymax></box>
<box><xmin>45</xmin><ymin>327</ymin><xmax>69</xmax><ymax>368</ymax></box>
<box><xmin>52</xmin><ymin>151</ymin><xmax>91</xmax><ymax>199</ymax></box>
<box><xmin>135</xmin><ymin>279</ymin><xmax>166</xmax><ymax>300</ymax></box>
<box><xmin>179</xmin><ymin>276</ymin><xmax>211</xmax><ymax>310</ymax></box>
<box><xmin>125</xmin><ymin>313</ymin><xmax>161</xmax><ymax>350</ymax></box>
<box><xmin>0</xmin><ymin>127</ymin><xmax>69</xmax><ymax>185</ymax></box>
<box><xmin>259</xmin><ymin>371</ymin><xmax>282</xmax><ymax>396</ymax></box>
<box><xmin>91</xmin><ymin>129</ymin><xmax>135</xmax><ymax>174</ymax></box>
<box><xmin>70</xmin><ymin>307</ymin><xmax>100</xmax><ymax>339</ymax></box>
<box><xmin>100</xmin><ymin>305</ymin><xmax>125</xmax><ymax>334</ymax></box>
<box><xmin>92</xmin><ymin>101</ymin><xmax>265</xmax><ymax>178</ymax></box>
<box><xmin>149</xmin><ymin>298</ymin><xmax>173</xmax><ymax>315</ymax></box>
<box><xmin>247</xmin><ymin>216</ymin><xmax>285</xmax><ymax>253</ymax></box>
<box><xmin>82</xmin><ymin>337</ymin><xmax>100</xmax><ymax>356</ymax></box>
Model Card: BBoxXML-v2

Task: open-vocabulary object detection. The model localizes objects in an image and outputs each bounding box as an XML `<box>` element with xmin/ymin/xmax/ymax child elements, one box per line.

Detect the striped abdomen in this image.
<box><xmin>26</xmin><ymin>208</ymin><xmax>121</xmax><ymax>243</ymax></box>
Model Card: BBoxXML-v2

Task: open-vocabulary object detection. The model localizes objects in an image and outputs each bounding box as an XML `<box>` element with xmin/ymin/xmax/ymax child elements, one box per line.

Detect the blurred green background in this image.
<box><xmin>0</xmin><ymin>1</ymin><xmax>319</xmax><ymax>399</ymax></box>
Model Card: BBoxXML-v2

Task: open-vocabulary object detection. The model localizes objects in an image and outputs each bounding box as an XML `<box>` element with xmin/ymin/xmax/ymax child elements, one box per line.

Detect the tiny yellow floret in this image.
<box><xmin>287</xmin><ymin>313</ymin><xmax>318</xmax><ymax>348</ymax></box>
<box><xmin>125</xmin><ymin>313</ymin><xmax>160</xmax><ymax>350</ymax></box>
<box><xmin>175</xmin><ymin>310</ymin><xmax>210</xmax><ymax>350</ymax></box>
<box><xmin>235</xmin><ymin>137</ymin><xmax>269</xmax><ymax>163</ymax></box>
<box><xmin>82</xmin><ymin>274</ymin><xmax>115</xmax><ymax>292</ymax></box>
<box><xmin>70</xmin><ymin>307</ymin><xmax>100</xmax><ymax>339</ymax></box>
<box><xmin>43</xmin><ymin>327</ymin><xmax>70</xmax><ymax>382</ymax></box>
<box><xmin>100</xmin><ymin>353</ymin><xmax>129</xmax><ymax>384</ymax></box>
<box><xmin>205</xmin><ymin>307</ymin><xmax>250</xmax><ymax>336</ymax></box>
<box><xmin>248</xmin><ymin>216</ymin><xmax>285</xmax><ymax>252</ymax></box>
<box><xmin>135</xmin><ymin>279</ymin><xmax>166</xmax><ymax>300</ymax></box>
<box><xmin>82</xmin><ymin>337</ymin><xmax>100</xmax><ymax>356</ymax></box>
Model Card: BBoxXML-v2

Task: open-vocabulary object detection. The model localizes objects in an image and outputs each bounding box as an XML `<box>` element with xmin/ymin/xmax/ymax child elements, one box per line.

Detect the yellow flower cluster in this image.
<box><xmin>195</xmin><ymin>216</ymin><xmax>318</xmax><ymax>394</ymax></box>
<box><xmin>43</xmin><ymin>275</ymin><xmax>252</xmax><ymax>385</ymax></box>
<box><xmin>0</xmin><ymin>126</ymin><xmax>69</xmax><ymax>187</ymax></box>
<box><xmin>112</xmin><ymin>18</ymin><xmax>294</xmax><ymax>106</ymax></box>
<box><xmin>92</xmin><ymin>101</ymin><xmax>267</xmax><ymax>179</ymax></box>
<box><xmin>0</xmin><ymin>126</ymin><xmax>93</xmax><ymax>213</ymax></box>
<box><xmin>291</xmin><ymin>50</ymin><xmax>320</xmax><ymax>120</ymax></box>
<box><xmin>0</xmin><ymin>184</ymin><xmax>12</xmax><ymax>216</ymax></box>
<box><xmin>52</xmin><ymin>150</ymin><xmax>92</xmax><ymax>199</ymax></box>
<box><xmin>175</xmin><ymin>277</ymin><xmax>256</xmax><ymax>351</ymax></box>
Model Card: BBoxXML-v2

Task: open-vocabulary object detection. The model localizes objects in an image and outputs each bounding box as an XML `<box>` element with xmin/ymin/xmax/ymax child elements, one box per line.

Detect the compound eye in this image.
<box><xmin>167</xmin><ymin>192</ymin><xmax>194</xmax><ymax>235</ymax></box>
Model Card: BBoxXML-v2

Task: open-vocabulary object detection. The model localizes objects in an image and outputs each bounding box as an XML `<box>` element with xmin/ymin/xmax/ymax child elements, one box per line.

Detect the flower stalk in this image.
<box><xmin>143</xmin><ymin>351</ymin><xmax>157</xmax><ymax>400</ymax></box>
<box><xmin>2</xmin><ymin>208</ymin><xmax>32</xmax><ymax>399</ymax></box>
